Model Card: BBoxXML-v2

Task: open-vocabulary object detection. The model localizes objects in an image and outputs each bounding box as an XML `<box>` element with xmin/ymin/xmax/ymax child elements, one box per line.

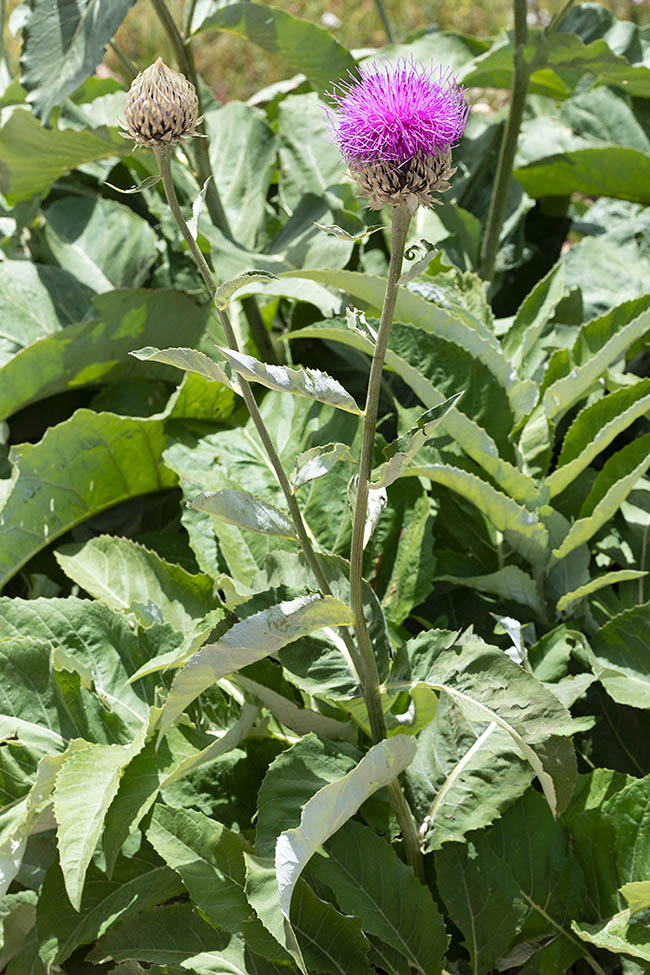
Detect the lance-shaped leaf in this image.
<box><xmin>390</xmin><ymin>631</ymin><xmax>576</xmax><ymax>816</ymax></box>
<box><xmin>290</xmin><ymin>443</ymin><xmax>355</xmax><ymax>492</ymax></box>
<box><xmin>215</xmin><ymin>345</ymin><xmax>362</xmax><ymax>414</ymax></box>
<box><xmin>131</xmin><ymin>347</ymin><xmax>241</xmax><ymax>395</ymax></box>
<box><xmin>214</xmin><ymin>270</ymin><xmax>278</xmax><ymax>310</ymax></box>
<box><xmin>552</xmin><ymin>434</ymin><xmax>650</xmax><ymax>561</ymax></box>
<box><xmin>314</xmin><ymin>222</ymin><xmax>382</xmax><ymax>242</ymax></box>
<box><xmin>159</xmin><ymin>595</ymin><xmax>353</xmax><ymax>738</ymax></box>
<box><xmin>556</xmin><ymin>571</ymin><xmax>648</xmax><ymax>615</ymax></box>
<box><xmin>275</xmin><ymin>736</ymin><xmax>416</xmax><ymax>919</ymax></box>
<box><xmin>191</xmin><ymin>489</ymin><xmax>297</xmax><ymax>539</ymax></box>
<box><xmin>503</xmin><ymin>263</ymin><xmax>565</xmax><ymax>371</ymax></box>
<box><xmin>585</xmin><ymin>602</ymin><xmax>650</xmax><ymax>709</ymax></box>
<box><xmin>371</xmin><ymin>394</ymin><xmax>463</xmax><ymax>489</ymax></box>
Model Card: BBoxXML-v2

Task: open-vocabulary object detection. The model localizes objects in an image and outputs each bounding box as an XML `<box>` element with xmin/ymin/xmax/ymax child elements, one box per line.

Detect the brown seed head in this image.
<box><xmin>348</xmin><ymin>150</ymin><xmax>456</xmax><ymax>212</ymax></box>
<box><xmin>121</xmin><ymin>57</ymin><xmax>199</xmax><ymax>149</ymax></box>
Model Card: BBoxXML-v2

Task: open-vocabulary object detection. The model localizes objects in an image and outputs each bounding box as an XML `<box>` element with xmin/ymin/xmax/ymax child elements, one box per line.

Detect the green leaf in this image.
<box><xmin>215</xmin><ymin>346</ymin><xmax>362</xmax><ymax>414</ymax></box>
<box><xmin>586</xmin><ymin>603</ymin><xmax>650</xmax><ymax>708</ymax></box>
<box><xmin>35</xmin><ymin>846</ymin><xmax>182</xmax><ymax>968</ymax></box>
<box><xmin>436</xmin><ymin>565</ymin><xmax>544</xmax><ymax>617</ymax></box>
<box><xmin>0</xmin><ymin>411</ymin><xmax>176</xmax><ymax>590</ymax></box>
<box><xmin>194</xmin><ymin>3</ymin><xmax>355</xmax><ymax>96</ymax></box>
<box><xmin>131</xmin><ymin>346</ymin><xmax>240</xmax><ymax>395</ymax></box>
<box><xmin>407</xmin><ymin>695</ymin><xmax>533</xmax><ymax>853</ymax></box>
<box><xmin>288</xmin><ymin>882</ymin><xmax>373</xmax><ymax>975</ymax></box>
<box><xmin>190</xmin><ymin>489</ymin><xmax>297</xmax><ymax>539</ymax></box>
<box><xmin>412</xmin><ymin>463</ymin><xmax>548</xmax><ymax>566</ymax></box>
<box><xmin>552</xmin><ymin>434</ymin><xmax>650</xmax><ymax>560</ymax></box>
<box><xmin>276</xmin><ymin>92</ymin><xmax>344</xmax><ymax>212</ymax></box>
<box><xmin>43</xmin><ymin>196</ymin><xmax>157</xmax><ymax>292</ymax></box>
<box><xmin>0</xmin><ymin>109</ymin><xmax>131</xmax><ymax>204</ymax></box>
<box><xmin>0</xmin><ymin>261</ymin><xmax>93</xmax><ymax>369</ymax></box>
<box><xmin>214</xmin><ymin>271</ymin><xmax>279</xmax><ymax>310</ymax></box>
<box><xmin>515</xmin><ymin>146</ymin><xmax>650</xmax><ymax>204</ymax></box>
<box><xmin>146</xmin><ymin>806</ymin><xmax>252</xmax><ymax>933</ymax></box>
<box><xmin>290</xmin><ymin>443</ymin><xmax>355</xmax><ymax>492</ymax></box>
<box><xmin>622</xmin><ymin>882</ymin><xmax>650</xmax><ymax>914</ymax></box>
<box><xmin>392</xmin><ymin>631</ymin><xmax>576</xmax><ymax>816</ymax></box>
<box><xmin>159</xmin><ymin>596</ymin><xmax>353</xmax><ymax>737</ymax></box>
<box><xmin>20</xmin><ymin>0</ymin><xmax>135</xmax><ymax>121</ymax></box>
<box><xmin>313</xmin><ymin>222</ymin><xmax>382</xmax><ymax>242</ymax></box>
<box><xmin>53</xmin><ymin>726</ymin><xmax>150</xmax><ymax>910</ymax></box>
<box><xmin>312</xmin><ymin>820</ymin><xmax>447</xmax><ymax>974</ymax></box>
<box><xmin>556</xmin><ymin>571</ymin><xmax>648</xmax><ymax>615</ymax></box>
<box><xmin>206</xmin><ymin>102</ymin><xmax>278</xmax><ymax>250</ymax></box>
<box><xmin>503</xmin><ymin>263</ymin><xmax>565</xmax><ymax>371</ymax></box>
<box><xmin>548</xmin><ymin>380</ymin><xmax>650</xmax><ymax>498</ymax></box>
<box><xmin>55</xmin><ymin>535</ymin><xmax>221</xmax><ymax>633</ymax></box>
<box><xmin>0</xmin><ymin>290</ymin><xmax>207</xmax><ymax>421</ymax></box>
<box><xmin>371</xmin><ymin>395</ymin><xmax>462</xmax><ymax>489</ymax></box>
<box><xmin>572</xmin><ymin>910</ymin><xmax>650</xmax><ymax>962</ymax></box>
<box><xmin>275</xmin><ymin>736</ymin><xmax>416</xmax><ymax>919</ymax></box>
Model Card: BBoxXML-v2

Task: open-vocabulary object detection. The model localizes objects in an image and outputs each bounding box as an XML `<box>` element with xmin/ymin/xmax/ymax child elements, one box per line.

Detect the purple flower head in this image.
<box><xmin>328</xmin><ymin>58</ymin><xmax>469</xmax><ymax>167</ymax></box>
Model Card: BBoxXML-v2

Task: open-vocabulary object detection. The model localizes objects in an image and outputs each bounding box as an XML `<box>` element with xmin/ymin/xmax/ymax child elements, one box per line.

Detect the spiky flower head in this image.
<box><xmin>327</xmin><ymin>59</ymin><xmax>469</xmax><ymax>211</ymax></box>
<box><xmin>121</xmin><ymin>57</ymin><xmax>199</xmax><ymax>149</ymax></box>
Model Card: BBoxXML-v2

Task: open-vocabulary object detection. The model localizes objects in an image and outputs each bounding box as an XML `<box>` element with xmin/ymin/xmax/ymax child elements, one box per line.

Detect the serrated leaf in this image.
<box><xmin>215</xmin><ymin>346</ymin><xmax>362</xmax><ymax>414</ymax></box>
<box><xmin>0</xmin><ymin>411</ymin><xmax>176</xmax><ymax>590</ymax></box>
<box><xmin>371</xmin><ymin>395</ymin><xmax>463</xmax><ymax>489</ymax></box>
<box><xmin>159</xmin><ymin>595</ymin><xmax>353</xmax><ymax>738</ymax></box>
<box><xmin>290</xmin><ymin>443</ymin><xmax>355</xmax><ymax>491</ymax></box>
<box><xmin>391</xmin><ymin>631</ymin><xmax>576</xmax><ymax>816</ymax></box>
<box><xmin>503</xmin><ymin>263</ymin><xmax>565</xmax><ymax>371</ymax></box>
<box><xmin>552</xmin><ymin>434</ymin><xmax>650</xmax><ymax>560</ymax></box>
<box><xmin>20</xmin><ymin>0</ymin><xmax>135</xmax><ymax>121</ymax></box>
<box><xmin>556</xmin><ymin>571</ymin><xmax>648</xmax><ymax>615</ymax></box>
<box><xmin>312</xmin><ymin>820</ymin><xmax>447</xmax><ymax>974</ymax></box>
<box><xmin>586</xmin><ymin>603</ymin><xmax>650</xmax><ymax>708</ymax></box>
<box><xmin>548</xmin><ymin>379</ymin><xmax>650</xmax><ymax>497</ymax></box>
<box><xmin>572</xmin><ymin>910</ymin><xmax>650</xmax><ymax>962</ymax></box>
<box><xmin>314</xmin><ymin>222</ymin><xmax>382</xmax><ymax>242</ymax></box>
<box><xmin>214</xmin><ymin>271</ymin><xmax>279</xmax><ymax>310</ymax></box>
<box><xmin>191</xmin><ymin>489</ymin><xmax>297</xmax><ymax>539</ymax></box>
<box><xmin>131</xmin><ymin>346</ymin><xmax>240</xmax><ymax>393</ymax></box>
<box><xmin>275</xmin><ymin>736</ymin><xmax>416</xmax><ymax>919</ymax></box>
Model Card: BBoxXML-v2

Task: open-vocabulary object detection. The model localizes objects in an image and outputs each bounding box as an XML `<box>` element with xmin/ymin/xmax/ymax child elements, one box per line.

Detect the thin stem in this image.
<box><xmin>108</xmin><ymin>39</ymin><xmax>138</xmax><ymax>81</ymax></box>
<box><xmin>348</xmin><ymin>204</ymin><xmax>423</xmax><ymax>880</ymax></box>
<box><xmin>372</xmin><ymin>0</ymin><xmax>395</xmax><ymax>43</ymax></box>
<box><xmin>478</xmin><ymin>0</ymin><xmax>530</xmax><ymax>283</ymax></box>
<box><xmin>150</xmin><ymin>0</ymin><xmax>277</xmax><ymax>364</ymax></box>
<box><xmin>545</xmin><ymin>0</ymin><xmax>576</xmax><ymax>36</ymax></box>
<box><xmin>184</xmin><ymin>0</ymin><xmax>199</xmax><ymax>37</ymax></box>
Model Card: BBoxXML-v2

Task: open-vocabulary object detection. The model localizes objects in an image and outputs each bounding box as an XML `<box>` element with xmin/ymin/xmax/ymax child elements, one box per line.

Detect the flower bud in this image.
<box><xmin>121</xmin><ymin>57</ymin><xmax>199</xmax><ymax>148</ymax></box>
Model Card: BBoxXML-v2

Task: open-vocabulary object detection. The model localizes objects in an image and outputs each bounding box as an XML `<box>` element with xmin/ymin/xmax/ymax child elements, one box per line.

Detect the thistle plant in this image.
<box><xmin>121</xmin><ymin>56</ymin><xmax>468</xmax><ymax>881</ymax></box>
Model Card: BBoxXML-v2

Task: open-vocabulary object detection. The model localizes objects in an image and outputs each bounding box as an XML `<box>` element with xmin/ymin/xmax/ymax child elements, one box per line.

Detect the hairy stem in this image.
<box><xmin>348</xmin><ymin>204</ymin><xmax>424</xmax><ymax>880</ymax></box>
<box><xmin>150</xmin><ymin>0</ymin><xmax>278</xmax><ymax>364</ymax></box>
<box><xmin>478</xmin><ymin>0</ymin><xmax>530</xmax><ymax>283</ymax></box>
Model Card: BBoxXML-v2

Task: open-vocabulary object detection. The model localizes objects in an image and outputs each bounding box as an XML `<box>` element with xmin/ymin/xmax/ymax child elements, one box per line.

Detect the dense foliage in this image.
<box><xmin>1</xmin><ymin>1</ymin><xmax>650</xmax><ymax>973</ymax></box>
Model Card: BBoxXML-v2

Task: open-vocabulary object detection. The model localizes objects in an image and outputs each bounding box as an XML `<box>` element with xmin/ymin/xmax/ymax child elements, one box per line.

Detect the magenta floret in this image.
<box><xmin>328</xmin><ymin>58</ymin><xmax>469</xmax><ymax>166</ymax></box>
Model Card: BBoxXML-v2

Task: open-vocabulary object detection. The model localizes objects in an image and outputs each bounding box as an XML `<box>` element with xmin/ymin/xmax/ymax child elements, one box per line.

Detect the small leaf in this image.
<box><xmin>290</xmin><ymin>442</ymin><xmax>355</xmax><ymax>491</ymax></box>
<box><xmin>159</xmin><ymin>595</ymin><xmax>354</xmax><ymax>737</ymax></box>
<box><xmin>556</xmin><ymin>571</ymin><xmax>648</xmax><ymax>615</ymax></box>
<box><xmin>398</xmin><ymin>245</ymin><xmax>438</xmax><ymax>286</ymax></box>
<box><xmin>187</xmin><ymin>177</ymin><xmax>212</xmax><ymax>241</ymax></box>
<box><xmin>275</xmin><ymin>736</ymin><xmax>416</xmax><ymax>918</ymax></box>
<box><xmin>214</xmin><ymin>270</ymin><xmax>278</xmax><ymax>310</ymax></box>
<box><xmin>104</xmin><ymin>174</ymin><xmax>162</xmax><ymax>194</ymax></box>
<box><xmin>191</xmin><ymin>488</ymin><xmax>297</xmax><ymax>539</ymax></box>
<box><xmin>216</xmin><ymin>345</ymin><xmax>362</xmax><ymax>414</ymax></box>
<box><xmin>371</xmin><ymin>394</ymin><xmax>463</xmax><ymax>489</ymax></box>
<box><xmin>314</xmin><ymin>221</ymin><xmax>383</xmax><ymax>242</ymax></box>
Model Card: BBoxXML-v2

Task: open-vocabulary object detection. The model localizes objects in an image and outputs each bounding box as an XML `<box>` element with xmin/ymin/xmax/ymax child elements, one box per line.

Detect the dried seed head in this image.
<box><xmin>349</xmin><ymin>149</ymin><xmax>456</xmax><ymax>212</ymax></box>
<box><xmin>121</xmin><ymin>57</ymin><xmax>199</xmax><ymax>148</ymax></box>
<box><xmin>327</xmin><ymin>59</ymin><xmax>468</xmax><ymax>210</ymax></box>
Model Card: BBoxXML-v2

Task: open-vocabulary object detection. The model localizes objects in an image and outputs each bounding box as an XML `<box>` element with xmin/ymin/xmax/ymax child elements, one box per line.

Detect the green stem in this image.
<box><xmin>184</xmin><ymin>0</ymin><xmax>200</xmax><ymax>37</ymax></box>
<box><xmin>150</xmin><ymin>0</ymin><xmax>277</xmax><ymax>365</ymax></box>
<box><xmin>372</xmin><ymin>0</ymin><xmax>395</xmax><ymax>43</ymax></box>
<box><xmin>478</xmin><ymin>0</ymin><xmax>530</xmax><ymax>283</ymax></box>
<box><xmin>348</xmin><ymin>204</ymin><xmax>423</xmax><ymax>880</ymax></box>
<box><xmin>108</xmin><ymin>39</ymin><xmax>138</xmax><ymax>81</ymax></box>
<box><xmin>545</xmin><ymin>0</ymin><xmax>576</xmax><ymax>36</ymax></box>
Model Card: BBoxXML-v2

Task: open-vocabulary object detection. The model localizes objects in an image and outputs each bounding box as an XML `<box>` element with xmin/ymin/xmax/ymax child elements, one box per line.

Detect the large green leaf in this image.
<box><xmin>275</xmin><ymin>737</ymin><xmax>416</xmax><ymax>919</ymax></box>
<box><xmin>552</xmin><ymin>434</ymin><xmax>650</xmax><ymax>560</ymax></box>
<box><xmin>194</xmin><ymin>3</ymin><xmax>355</xmax><ymax>96</ymax></box>
<box><xmin>43</xmin><ymin>196</ymin><xmax>158</xmax><ymax>292</ymax></box>
<box><xmin>515</xmin><ymin>146</ymin><xmax>650</xmax><ymax>204</ymax></box>
<box><xmin>406</xmin><ymin>695</ymin><xmax>533</xmax><ymax>853</ymax></box>
<box><xmin>35</xmin><ymin>845</ymin><xmax>182</xmax><ymax>969</ymax></box>
<box><xmin>0</xmin><ymin>261</ymin><xmax>93</xmax><ymax>369</ymax></box>
<box><xmin>20</xmin><ymin>0</ymin><xmax>134</xmax><ymax>121</ymax></box>
<box><xmin>190</xmin><ymin>489</ymin><xmax>297</xmax><ymax>540</ymax></box>
<box><xmin>503</xmin><ymin>263</ymin><xmax>565</xmax><ymax>372</ymax></box>
<box><xmin>131</xmin><ymin>346</ymin><xmax>240</xmax><ymax>396</ymax></box>
<box><xmin>0</xmin><ymin>410</ymin><xmax>176</xmax><ymax>589</ymax></box>
<box><xmin>572</xmin><ymin>907</ymin><xmax>650</xmax><ymax>962</ymax></box>
<box><xmin>391</xmin><ymin>631</ymin><xmax>577</xmax><ymax>816</ymax></box>
<box><xmin>312</xmin><ymin>820</ymin><xmax>447</xmax><ymax>974</ymax></box>
<box><xmin>55</xmin><ymin>535</ymin><xmax>220</xmax><ymax>634</ymax></box>
<box><xmin>0</xmin><ymin>289</ymin><xmax>207</xmax><ymax>421</ymax></box>
<box><xmin>159</xmin><ymin>595</ymin><xmax>353</xmax><ymax>737</ymax></box>
<box><xmin>276</xmin><ymin>92</ymin><xmax>344</xmax><ymax>212</ymax></box>
<box><xmin>0</xmin><ymin>110</ymin><xmax>131</xmax><ymax>204</ymax></box>
<box><xmin>586</xmin><ymin>603</ymin><xmax>650</xmax><ymax>709</ymax></box>
<box><xmin>548</xmin><ymin>380</ymin><xmax>650</xmax><ymax>498</ymax></box>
